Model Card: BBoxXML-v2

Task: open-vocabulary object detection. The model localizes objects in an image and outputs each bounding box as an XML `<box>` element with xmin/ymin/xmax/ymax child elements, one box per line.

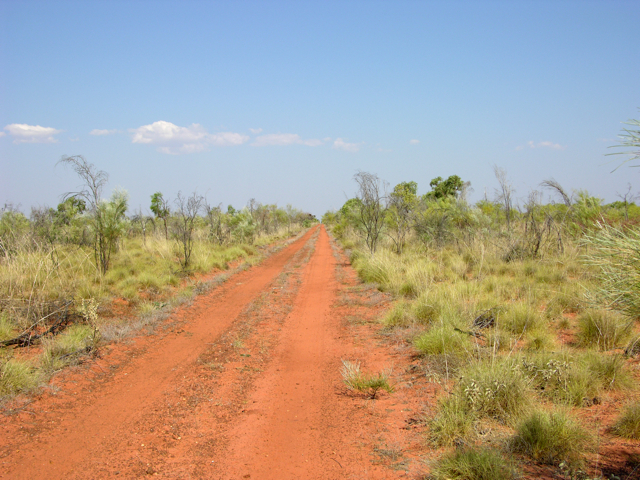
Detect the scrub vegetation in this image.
<box><xmin>0</xmin><ymin>155</ymin><xmax>316</xmax><ymax>400</ymax></box>
<box><xmin>324</xmin><ymin>123</ymin><xmax>640</xmax><ymax>476</ymax></box>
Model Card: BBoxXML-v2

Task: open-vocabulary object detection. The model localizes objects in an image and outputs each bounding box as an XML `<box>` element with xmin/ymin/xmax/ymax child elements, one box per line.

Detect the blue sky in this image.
<box><xmin>1</xmin><ymin>0</ymin><xmax>639</xmax><ymax>217</ymax></box>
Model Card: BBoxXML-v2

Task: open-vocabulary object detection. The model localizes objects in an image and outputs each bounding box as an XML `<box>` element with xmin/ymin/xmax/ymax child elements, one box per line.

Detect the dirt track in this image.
<box><xmin>0</xmin><ymin>225</ymin><xmax>428</xmax><ymax>479</ymax></box>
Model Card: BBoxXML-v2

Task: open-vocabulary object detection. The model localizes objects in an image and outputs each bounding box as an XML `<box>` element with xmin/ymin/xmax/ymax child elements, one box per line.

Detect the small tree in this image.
<box><xmin>172</xmin><ymin>191</ymin><xmax>204</xmax><ymax>269</ymax></box>
<box><xmin>58</xmin><ymin>155</ymin><xmax>127</xmax><ymax>274</ymax></box>
<box><xmin>203</xmin><ymin>199</ymin><xmax>225</xmax><ymax>245</ymax></box>
<box><xmin>616</xmin><ymin>184</ymin><xmax>636</xmax><ymax>222</ymax></box>
<box><xmin>425</xmin><ymin>175</ymin><xmax>464</xmax><ymax>200</ymax></box>
<box><xmin>96</xmin><ymin>189</ymin><xmax>129</xmax><ymax>271</ymax></box>
<box><xmin>150</xmin><ymin>192</ymin><xmax>170</xmax><ymax>240</ymax></box>
<box><xmin>494</xmin><ymin>166</ymin><xmax>515</xmax><ymax>230</ymax></box>
<box><xmin>386</xmin><ymin>181</ymin><xmax>417</xmax><ymax>254</ymax></box>
<box><xmin>353</xmin><ymin>171</ymin><xmax>387</xmax><ymax>254</ymax></box>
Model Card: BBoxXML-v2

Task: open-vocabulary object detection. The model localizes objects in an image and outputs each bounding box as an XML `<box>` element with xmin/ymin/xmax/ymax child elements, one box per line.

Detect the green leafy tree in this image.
<box><xmin>0</xmin><ymin>206</ymin><xmax>30</xmax><ymax>258</ymax></box>
<box><xmin>425</xmin><ymin>175</ymin><xmax>464</xmax><ymax>200</ymax></box>
<box><xmin>150</xmin><ymin>192</ymin><xmax>170</xmax><ymax>240</ymax></box>
<box><xmin>386</xmin><ymin>181</ymin><xmax>418</xmax><ymax>253</ymax></box>
<box><xmin>95</xmin><ymin>189</ymin><xmax>129</xmax><ymax>272</ymax></box>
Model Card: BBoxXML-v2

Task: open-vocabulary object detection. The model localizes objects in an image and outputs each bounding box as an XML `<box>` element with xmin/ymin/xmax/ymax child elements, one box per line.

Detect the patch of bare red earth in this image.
<box><xmin>0</xmin><ymin>226</ymin><xmax>432</xmax><ymax>479</ymax></box>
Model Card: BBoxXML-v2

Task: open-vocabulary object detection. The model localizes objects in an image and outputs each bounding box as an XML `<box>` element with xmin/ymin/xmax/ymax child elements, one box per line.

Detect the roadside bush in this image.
<box><xmin>431</xmin><ymin>446</ymin><xmax>519</xmax><ymax>480</ymax></box>
<box><xmin>41</xmin><ymin>324</ymin><xmax>94</xmax><ymax>371</ymax></box>
<box><xmin>382</xmin><ymin>301</ymin><xmax>413</xmax><ymax>327</ymax></box>
<box><xmin>510</xmin><ymin>409</ymin><xmax>593</xmax><ymax>466</ymax></box>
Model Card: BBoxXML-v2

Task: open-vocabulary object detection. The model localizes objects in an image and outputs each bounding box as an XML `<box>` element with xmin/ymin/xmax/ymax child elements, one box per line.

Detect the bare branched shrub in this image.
<box><xmin>172</xmin><ymin>191</ymin><xmax>204</xmax><ymax>269</ymax></box>
<box><xmin>353</xmin><ymin>171</ymin><xmax>387</xmax><ymax>253</ymax></box>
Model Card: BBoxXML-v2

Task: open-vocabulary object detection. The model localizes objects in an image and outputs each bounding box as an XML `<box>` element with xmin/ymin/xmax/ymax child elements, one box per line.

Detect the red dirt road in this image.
<box><xmin>1</xmin><ymin>226</ymin><xmax>427</xmax><ymax>479</ymax></box>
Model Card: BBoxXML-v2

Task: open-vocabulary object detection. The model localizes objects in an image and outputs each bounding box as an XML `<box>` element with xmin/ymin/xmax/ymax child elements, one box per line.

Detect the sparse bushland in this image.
<box><xmin>0</xmin><ymin>158</ymin><xmax>316</xmax><ymax>401</ymax></box>
<box><xmin>325</xmin><ymin>165</ymin><xmax>640</xmax><ymax>475</ymax></box>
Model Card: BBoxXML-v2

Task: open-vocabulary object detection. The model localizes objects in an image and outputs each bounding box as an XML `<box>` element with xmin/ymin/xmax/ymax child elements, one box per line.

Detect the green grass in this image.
<box><xmin>457</xmin><ymin>359</ymin><xmax>531</xmax><ymax>423</ymax></box>
<box><xmin>520</xmin><ymin>351</ymin><xmax>632</xmax><ymax>406</ymax></box>
<box><xmin>0</xmin><ymin>358</ymin><xmax>41</xmax><ymax>397</ymax></box>
<box><xmin>431</xmin><ymin>447</ymin><xmax>519</xmax><ymax>480</ymax></box>
<box><xmin>428</xmin><ymin>395</ymin><xmax>476</xmax><ymax>447</ymax></box>
<box><xmin>510</xmin><ymin>409</ymin><xmax>593</xmax><ymax>466</ymax></box>
<box><xmin>414</xmin><ymin>324</ymin><xmax>474</xmax><ymax>357</ymax></box>
<box><xmin>500</xmin><ymin>302</ymin><xmax>542</xmax><ymax>336</ymax></box>
<box><xmin>577</xmin><ymin>309</ymin><xmax>632</xmax><ymax>350</ymax></box>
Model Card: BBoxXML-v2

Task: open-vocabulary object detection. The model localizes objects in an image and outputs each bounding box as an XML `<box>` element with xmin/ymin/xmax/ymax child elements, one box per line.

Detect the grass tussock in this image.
<box><xmin>510</xmin><ymin>409</ymin><xmax>594</xmax><ymax>466</ymax></box>
<box><xmin>0</xmin><ymin>358</ymin><xmax>41</xmax><ymax>398</ymax></box>
<box><xmin>431</xmin><ymin>447</ymin><xmax>519</xmax><ymax>480</ymax></box>
<box><xmin>340</xmin><ymin>360</ymin><xmax>394</xmax><ymax>399</ymax></box>
<box><xmin>577</xmin><ymin>309</ymin><xmax>632</xmax><ymax>350</ymax></box>
<box><xmin>612</xmin><ymin>401</ymin><xmax>640</xmax><ymax>439</ymax></box>
<box><xmin>428</xmin><ymin>395</ymin><xmax>476</xmax><ymax>447</ymax></box>
<box><xmin>457</xmin><ymin>360</ymin><xmax>531</xmax><ymax>423</ymax></box>
<box><xmin>414</xmin><ymin>325</ymin><xmax>475</xmax><ymax>357</ymax></box>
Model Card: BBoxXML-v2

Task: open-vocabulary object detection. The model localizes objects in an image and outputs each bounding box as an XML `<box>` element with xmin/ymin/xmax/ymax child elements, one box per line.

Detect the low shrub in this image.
<box><xmin>382</xmin><ymin>301</ymin><xmax>412</xmax><ymax>327</ymax></box>
<box><xmin>521</xmin><ymin>351</ymin><xmax>631</xmax><ymax>406</ymax></box>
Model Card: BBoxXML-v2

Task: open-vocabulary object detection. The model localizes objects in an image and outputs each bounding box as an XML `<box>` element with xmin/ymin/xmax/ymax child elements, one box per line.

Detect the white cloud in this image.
<box><xmin>0</xmin><ymin>132</ymin><xmax>5</xmax><ymax>137</ymax></box>
<box><xmin>410</xmin><ymin>139</ymin><xmax>420</xmax><ymax>145</ymax></box>
<box><xmin>249</xmin><ymin>127</ymin><xmax>263</xmax><ymax>134</ymax></box>
<box><xmin>251</xmin><ymin>133</ymin><xmax>323</xmax><ymax>147</ymax></box>
<box><xmin>130</xmin><ymin>121</ymin><xmax>249</xmax><ymax>154</ymax></box>
<box><xmin>516</xmin><ymin>140</ymin><xmax>565</xmax><ymax>151</ymax></box>
<box><xmin>4</xmin><ymin>124</ymin><xmax>62</xmax><ymax>143</ymax></box>
<box><xmin>69</xmin><ymin>137</ymin><xmax>80</xmax><ymax>142</ymax></box>
<box><xmin>90</xmin><ymin>129</ymin><xmax>118</xmax><ymax>136</ymax></box>
<box><xmin>333</xmin><ymin>138</ymin><xmax>361</xmax><ymax>152</ymax></box>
